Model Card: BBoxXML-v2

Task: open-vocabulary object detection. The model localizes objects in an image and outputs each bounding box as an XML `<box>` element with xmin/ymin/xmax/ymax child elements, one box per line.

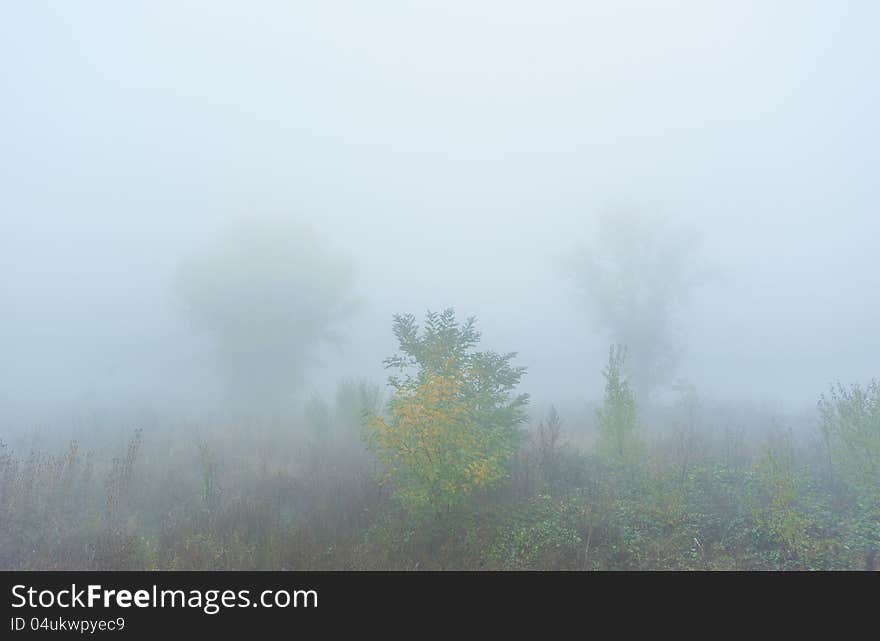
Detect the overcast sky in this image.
<box><xmin>2</xmin><ymin>1</ymin><xmax>878</xmax><ymax>424</ymax></box>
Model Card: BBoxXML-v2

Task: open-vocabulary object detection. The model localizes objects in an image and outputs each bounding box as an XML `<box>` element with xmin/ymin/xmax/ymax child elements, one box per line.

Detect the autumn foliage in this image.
<box><xmin>367</xmin><ymin>309</ymin><xmax>528</xmax><ymax>513</ymax></box>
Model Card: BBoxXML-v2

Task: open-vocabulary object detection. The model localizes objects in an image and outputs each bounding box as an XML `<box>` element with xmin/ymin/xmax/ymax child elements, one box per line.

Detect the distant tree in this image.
<box><xmin>566</xmin><ymin>210</ymin><xmax>700</xmax><ymax>400</ymax></box>
<box><xmin>304</xmin><ymin>378</ymin><xmax>382</xmax><ymax>479</ymax></box>
<box><xmin>172</xmin><ymin>219</ymin><xmax>357</xmax><ymax>413</ymax></box>
<box><xmin>537</xmin><ymin>405</ymin><xmax>563</xmax><ymax>486</ymax></box>
<box><xmin>595</xmin><ymin>345</ymin><xmax>639</xmax><ymax>461</ymax></box>
<box><xmin>366</xmin><ymin>309</ymin><xmax>529</xmax><ymax>514</ymax></box>
<box><xmin>305</xmin><ymin>378</ymin><xmax>384</xmax><ymax>437</ymax></box>
<box><xmin>334</xmin><ymin>378</ymin><xmax>384</xmax><ymax>434</ymax></box>
<box><xmin>539</xmin><ymin>406</ymin><xmax>563</xmax><ymax>466</ymax></box>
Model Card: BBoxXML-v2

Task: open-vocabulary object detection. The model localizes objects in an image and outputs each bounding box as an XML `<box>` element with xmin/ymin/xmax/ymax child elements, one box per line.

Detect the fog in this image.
<box><xmin>3</xmin><ymin>1</ymin><xmax>879</xmax><ymax>425</ymax></box>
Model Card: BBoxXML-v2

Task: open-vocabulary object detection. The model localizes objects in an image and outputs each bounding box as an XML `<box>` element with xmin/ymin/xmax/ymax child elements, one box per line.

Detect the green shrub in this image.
<box><xmin>595</xmin><ymin>345</ymin><xmax>641</xmax><ymax>462</ymax></box>
<box><xmin>819</xmin><ymin>380</ymin><xmax>880</xmax><ymax>493</ymax></box>
<box><xmin>488</xmin><ymin>496</ymin><xmax>584</xmax><ymax>570</ymax></box>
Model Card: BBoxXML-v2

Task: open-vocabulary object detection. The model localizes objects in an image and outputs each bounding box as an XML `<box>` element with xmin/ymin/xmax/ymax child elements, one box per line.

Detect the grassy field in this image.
<box><xmin>2</xmin><ymin>385</ymin><xmax>876</xmax><ymax>571</ymax></box>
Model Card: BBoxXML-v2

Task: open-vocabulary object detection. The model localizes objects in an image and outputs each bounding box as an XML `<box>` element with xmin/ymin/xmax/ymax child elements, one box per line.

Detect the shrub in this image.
<box><xmin>488</xmin><ymin>495</ymin><xmax>584</xmax><ymax>570</ymax></box>
<box><xmin>751</xmin><ymin>448</ymin><xmax>810</xmax><ymax>567</ymax></box>
<box><xmin>818</xmin><ymin>381</ymin><xmax>880</xmax><ymax>568</ymax></box>
<box><xmin>819</xmin><ymin>380</ymin><xmax>880</xmax><ymax>493</ymax></box>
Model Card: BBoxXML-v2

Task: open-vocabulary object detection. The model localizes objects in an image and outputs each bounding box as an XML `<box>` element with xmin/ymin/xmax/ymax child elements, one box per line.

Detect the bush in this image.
<box><xmin>488</xmin><ymin>495</ymin><xmax>585</xmax><ymax>570</ymax></box>
<box><xmin>819</xmin><ymin>380</ymin><xmax>880</xmax><ymax>493</ymax></box>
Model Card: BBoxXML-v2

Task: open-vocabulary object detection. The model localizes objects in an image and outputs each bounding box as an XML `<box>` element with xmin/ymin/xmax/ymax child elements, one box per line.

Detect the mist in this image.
<box><xmin>1</xmin><ymin>2</ymin><xmax>878</xmax><ymax>571</ymax></box>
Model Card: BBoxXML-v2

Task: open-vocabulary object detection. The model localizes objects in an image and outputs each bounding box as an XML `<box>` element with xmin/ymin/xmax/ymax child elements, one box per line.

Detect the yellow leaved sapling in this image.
<box><xmin>366</xmin><ymin>309</ymin><xmax>528</xmax><ymax>514</ymax></box>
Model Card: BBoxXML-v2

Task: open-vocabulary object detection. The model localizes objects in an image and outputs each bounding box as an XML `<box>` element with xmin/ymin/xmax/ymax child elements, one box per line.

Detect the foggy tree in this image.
<box><xmin>172</xmin><ymin>219</ymin><xmax>358</xmax><ymax>412</ymax></box>
<box><xmin>566</xmin><ymin>210</ymin><xmax>700</xmax><ymax>400</ymax></box>
<box><xmin>595</xmin><ymin>345</ymin><xmax>639</xmax><ymax>461</ymax></box>
<box><xmin>538</xmin><ymin>405</ymin><xmax>563</xmax><ymax>472</ymax></box>
<box><xmin>819</xmin><ymin>380</ymin><xmax>880</xmax><ymax>493</ymax></box>
<box><xmin>366</xmin><ymin>309</ymin><xmax>529</xmax><ymax>514</ymax></box>
<box><xmin>818</xmin><ymin>380</ymin><xmax>880</xmax><ymax>569</ymax></box>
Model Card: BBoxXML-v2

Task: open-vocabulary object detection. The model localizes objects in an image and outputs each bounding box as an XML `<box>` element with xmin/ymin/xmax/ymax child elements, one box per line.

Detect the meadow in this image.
<box><xmin>3</xmin><ymin>348</ymin><xmax>876</xmax><ymax>571</ymax></box>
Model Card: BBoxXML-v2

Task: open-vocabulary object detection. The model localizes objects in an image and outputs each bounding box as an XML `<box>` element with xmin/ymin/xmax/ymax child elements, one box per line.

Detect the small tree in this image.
<box><xmin>366</xmin><ymin>309</ymin><xmax>529</xmax><ymax>514</ymax></box>
<box><xmin>595</xmin><ymin>345</ymin><xmax>639</xmax><ymax>461</ymax></box>
<box><xmin>819</xmin><ymin>380</ymin><xmax>879</xmax><ymax>492</ymax></box>
<box><xmin>818</xmin><ymin>380</ymin><xmax>879</xmax><ymax>569</ymax></box>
